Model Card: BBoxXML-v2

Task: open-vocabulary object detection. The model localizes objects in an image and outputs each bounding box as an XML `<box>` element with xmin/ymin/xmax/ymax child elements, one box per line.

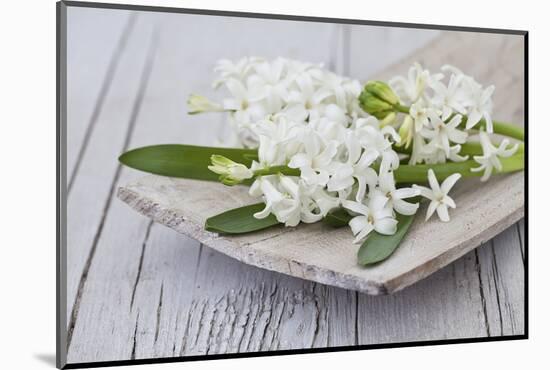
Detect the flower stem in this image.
<box><xmin>393</xmin><ymin>153</ymin><xmax>524</xmax><ymax>183</ymax></box>
<box><xmin>248</xmin><ymin>153</ymin><xmax>524</xmax><ymax>185</ymax></box>
<box><xmin>253</xmin><ymin>166</ymin><xmax>300</xmax><ymax>177</ymax></box>
<box><xmin>394</xmin><ymin>141</ymin><xmax>524</xmax><ymax>156</ymax></box>
<box><xmin>394</xmin><ymin>103</ymin><xmax>525</xmax><ymax>141</ymax></box>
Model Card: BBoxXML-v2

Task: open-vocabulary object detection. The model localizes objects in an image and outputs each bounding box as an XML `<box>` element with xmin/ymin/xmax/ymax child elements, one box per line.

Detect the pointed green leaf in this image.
<box><xmin>323</xmin><ymin>208</ymin><xmax>352</xmax><ymax>228</ymax></box>
<box><xmin>358</xmin><ymin>213</ymin><xmax>415</xmax><ymax>266</ymax></box>
<box><xmin>205</xmin><ymin>203</ymin><xmax>280</xmax><ymax>234</ymax></box>
<box><xmin>118</xmin><ymin>144</ymin><xmax>257</xmax><ymax>181</ymax></box>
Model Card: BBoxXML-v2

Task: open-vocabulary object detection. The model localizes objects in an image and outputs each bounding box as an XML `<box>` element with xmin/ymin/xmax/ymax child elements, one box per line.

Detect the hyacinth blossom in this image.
<box><xmin>119</xmin><ymin>57</ymin><xmax>524</xmax><ymax>266</ymax></box>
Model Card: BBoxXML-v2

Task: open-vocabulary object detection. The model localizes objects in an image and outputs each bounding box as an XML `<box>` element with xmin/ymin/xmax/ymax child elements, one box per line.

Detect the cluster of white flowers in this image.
<box><xmin>389</xmin><ymin>63</ymin><xmax>499</xmax><ymax>165</ymax></box>
<box><xmin>189</xmin><ymin>57</ymin><xmax>518</xmax><ymax>243</ymax></box>
<box><xmin>190</xmin><ymin>56</ymin><xmax>366</xmax><ymax>148</ymax></box>
<box><xmin>190</xmin><ymin>57</ymin><xmax>424</xmax><ymax>242</ymax></box>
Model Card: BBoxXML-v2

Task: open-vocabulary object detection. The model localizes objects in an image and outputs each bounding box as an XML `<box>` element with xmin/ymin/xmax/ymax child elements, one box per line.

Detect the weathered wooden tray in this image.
<box><xmin>117</xmin><ymin>32</ymin><xmax>525</xmax><ymax>295</ymax></box>
<box><xmin>117</xmin><ymin>171</ymin><xmax>523</xmax><ymax>294</ymax></box>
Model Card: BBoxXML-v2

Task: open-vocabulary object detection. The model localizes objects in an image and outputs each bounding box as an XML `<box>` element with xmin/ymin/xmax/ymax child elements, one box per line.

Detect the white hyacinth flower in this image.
<box><xmin>342</xmin><ymin>190</ymin><xmax>397</xmax><ymax>244</ymax></box>
<box><xmin>409</xmin><ymin>100</ymin><xmax>435</xmax><ymax>133</ymax></box>
<box><xmin>464</xmin><ymin>84</ymin><xmax>495</xmax><ymax>132</ymax></box>
<box><xmin>284</xmin><ymin>73</ymin><xmax>332</xmax><ymax>122</ymax></box>
<box><xmin>252</xmin><ymin>176</ymin><xmax>324</xmax><ymax>226</ymax></box>
<box><xmin>288</xmin><ymin>130</ymin><xmax>339</xmax><ymax>187</ymax></box>
<box><xmin>326</xmin><ymin>132</ymin><xmax>379</xmax><ymax>201</ymax></box>
<box><xmin>213</xmin><ymin>57</ymin><xmax>264</xmax><ymax>88</ymax></box>
<box><xmin>389</xmin><ymin>62</ymin><xmax>441</xmax><ymax>104</ymax></box>
<box><xmin>413</xmin><ymin>169</ymin><xmax>461</xmax><ymax>222</ymax></box>
<box><xmin>421</xmin><ymin>112</ymin><xmax>467</xmax><ymax>157</ymax></box>
<box><xmin>471</xmin><ymin>131</ymin><xmax>519</xmax><ymax>181</ymax></box>
<box><xmin>377</xmin><ymin>163</ymin><xmax>420</xmax><ymax>215</ymax></box>
<box><xmin>429</xmin><ymin>74</ymin><xmax>467</xmax><ymax>119</ymax></box>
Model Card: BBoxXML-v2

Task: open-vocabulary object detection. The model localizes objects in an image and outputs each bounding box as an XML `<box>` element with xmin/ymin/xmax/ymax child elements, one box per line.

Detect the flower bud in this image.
<box><xmin>398</xmin><ymin>115</ymin><xmax>414</xmax><ymax>149</ymax></box>
<box><xmin>358</xmin><ymin>81</ymin><xmax>400</xmax><ymax>119</ymax></box>
<box><xmin>380</xmin><ymin>112</ymin><xmax>397</xmax><ymax>127</ymax></box>
<box><xmin>208</xmin><ymin>155</ymin><xmax>253</xmax><ymax>186</ymax></box>
<box><xmin>187</xmin><ymin>94</ymin><xmax>224</xmax><ymax>114</ymax></box>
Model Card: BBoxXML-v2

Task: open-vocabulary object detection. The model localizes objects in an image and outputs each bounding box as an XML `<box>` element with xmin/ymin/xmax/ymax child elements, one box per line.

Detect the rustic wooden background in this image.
<box><xmin>65</xmin><ymin>6</ymin><xmax>525</xmax><ymax>364</ymax></box>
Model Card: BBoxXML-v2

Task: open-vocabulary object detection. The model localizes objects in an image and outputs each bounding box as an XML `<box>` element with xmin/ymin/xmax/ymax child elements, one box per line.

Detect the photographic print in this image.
<box><xmin>57</xmin><ymin>1</ymin><xmax>527</xmax><ymax>368</ymax></box>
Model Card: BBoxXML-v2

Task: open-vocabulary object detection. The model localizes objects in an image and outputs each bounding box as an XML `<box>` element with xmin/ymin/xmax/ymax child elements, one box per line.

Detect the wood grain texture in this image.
<box><xmin>65</xmin><ymin>7</ymin><xmax>524</xmax><ymax>365</ymax></box>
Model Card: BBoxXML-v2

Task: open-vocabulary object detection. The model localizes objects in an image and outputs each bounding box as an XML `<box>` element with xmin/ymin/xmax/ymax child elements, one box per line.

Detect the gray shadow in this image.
<box><xmin>34</xmin><ymin>353</ymin><xmax>57</xmax><ymax>367</ymax></box>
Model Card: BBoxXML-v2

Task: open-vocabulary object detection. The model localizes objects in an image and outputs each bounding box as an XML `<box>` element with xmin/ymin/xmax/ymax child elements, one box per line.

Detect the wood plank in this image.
<box><xmin>476</xmin><ymin>224</ymin><xmax>525</xmax><ymax>336</ymax></box>
<box><xmin>66</xmin><ymin>7</ymin><xmax>134</xmax><ymax>189</ymax></box>
<box><xmin>66</xmin><ymin>10</ymin><xmax>155</xmax><ymax>343</ymax></box>
<box><xmin>357</xmin><ymin>251</ymin><xmax>489</xmax><ymax>343</ymax></box>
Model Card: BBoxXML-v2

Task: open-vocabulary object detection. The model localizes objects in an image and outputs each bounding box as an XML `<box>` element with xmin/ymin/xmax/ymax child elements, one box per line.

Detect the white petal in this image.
<box><xmin>288</xmin><ymin>153</ymin><xmax>310</xmax><ymax>169</ymax></box>
<box><xmin>436</xmin><ymin>204</ymin><xmax>450</xmax><ymax>222</ymax></box>
<box><xmin>301</xmin><ymin>210</ymin><xmax>323</xmax><ymax>224</ymax></box>
<box><xmin>442</xmin><ymin>195</ymin><xmax>456</xmax><ymax>208</ymax></box>
<box><xmin>355</xmin><ymin>176</ymin><xmax>367</xmax><ymax>202</ymax></box>
<box><xmin>378</xmin><ymin>172</ymin><xmax>395</xmax><ymax>193</ymax></box>
<box><xmin>353</xmin><ymin>224</ymin><xmax>374</xmax><ymax>244</ymax></box>
<box><xmin>466</xmin><ymin>110</ymin><xmax>482</xmax><ymax>129</ymax></box>
<box><xmin>393</xmin><ymin>198</ymin><xmax>419</xmax><ymax>216</ymax></box>
<box><xmin>342</xmin><ymin>200</ymin><xmax>369</xmax><ymax>216</ymax></box>
<box><xmin>427</xmin><ymin>169</ymin><xmax>441</xmax><ymax>193</ymax></box>
<box><xmin>225</xmin><ymin>78</ymin><xmax>247</xmax><ymax>99</ymax></box>
<box><xmin>254</xmin><ymin>204</ymin><xmax>272</xmax><ymax>219</ymax></box>
<box><xmin>440</xmin><ymin>173</ymin><xmax>461</xmax><ymax>194</ymax></box>
<box><xmin>374</xmin><ymin>218</ymin><xmax>398</xmax><ymax>235</ymax></box>
<box><xmin>447</xmin><ymin>128</ymin><xmax>468</xmax><ymax>144</ymax></box>
<box><xmin>413</xmin><ymin>185</ymin><xmax>435</xmax><ymax>200</ymax></box>
<box><xmin>393</xmin><ymin>187</ymin><xmax>420</xmax><ymax>199</ymax></box>
<box><xmin>481</xmin><ymin>165</ymin><xmax>492</xmax><ymax>182</ymax></box>
<box><xmin>484</xmin><ymin>112</ymin><xmax>494</xmax><ymax>133</ymax></box>
<box><xmin>425</xmin><ymin>201</ymin><xmax>438</xmax><ymax>221</ymax></box>
<box><xmin>349</xmin><ymin>215</ymin><xmax>368</xmax><ymax>235</ymax></box>
<box><xmin>369</xmin><ymin>191</ymin><xmax>389</xmax><ymax>211</ymax></box>
<box><xmin>279</xmin><ymin>176</ymin><xmax>300</xmax><ymax>199</ymax></box>
<box><xmin>248</xmin><ymin>179</ymin><xmax>263</xmax><ymax>197</ymax></box>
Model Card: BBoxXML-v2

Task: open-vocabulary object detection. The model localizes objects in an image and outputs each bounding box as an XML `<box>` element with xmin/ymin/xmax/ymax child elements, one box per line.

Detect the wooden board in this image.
<box><xmin>65</xmin><ymin>6</ymin><xmax>524</xmax><ymax>364</ymax></box>
<box><xmin>117</xmin><ymin>33</ymin><xmax>525</xmax><ymax>295</ymax></box>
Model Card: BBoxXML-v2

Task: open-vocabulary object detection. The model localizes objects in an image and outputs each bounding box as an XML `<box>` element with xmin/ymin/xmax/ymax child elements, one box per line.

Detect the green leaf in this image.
<box><xmin>358</xmin><ymin>213</ymin><xmax>415</xmax><ymax>266</ymax></box>
<box><xmin>242</xmin><ymin>153</ymin><xmax>259</xmax><ymax>162</ymax></box>
<box><xmin>205</xmin><ymin>203</ymin><xmax>280</xmax><ymax>234</ymax></box>
<box><xmin>119</xmin><ymin>144</ymin><xmax>257</xmax><ymax>181</ymax></box>
<box><xmin>323</xmin><ymin>208</ymin><xmax>352</xmax><ymax>228</ymax></box>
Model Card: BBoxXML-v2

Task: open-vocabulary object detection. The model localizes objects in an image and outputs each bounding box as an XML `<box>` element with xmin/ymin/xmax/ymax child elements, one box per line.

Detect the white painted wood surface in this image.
<box><xmin>65</xmin><ymin>7</ymin><xmax>525</xmax><ymax>364</ymax></box>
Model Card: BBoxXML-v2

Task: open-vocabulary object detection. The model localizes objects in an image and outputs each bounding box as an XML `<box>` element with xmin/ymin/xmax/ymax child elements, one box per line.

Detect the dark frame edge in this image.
<box><xmin>63</xmin><ymin>335</ymin><xmax>528</xmax><ymax>369</ymax></box>
<box><xmin>523</xmin><ymin>31</ymin><xmax>529</xmax><ymax>340</ymax></box>
<box><xmin>62</xmin><ymin>0</ymin><xmax>527</xmax><ymax>35</ymax></box>
<box><xmin>57</xmin><ymin>1</ymin><xmax>68</xmax><ymax>369</ymax></box>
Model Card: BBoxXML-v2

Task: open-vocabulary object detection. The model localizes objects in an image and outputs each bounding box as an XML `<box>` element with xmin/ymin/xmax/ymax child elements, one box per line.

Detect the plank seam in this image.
<box><xmin>130</xmin><ymin>311</ymin><xmax>139</xmax><ymax>360</ymax></box>
<box><xmin>154</xmin><ymin>283</ymin><xmax>164</xmax><ymax>344</ymax></box>
<box><xmin>130</xmin><ymin>220</ymin><xmax>154</xmax><ymax>310</ymax></box>
<box><xmin>490</xmin><ymin>241</ymin><xmax>505</xmax><ymax>335</ymax></box>
<box><xmin>474</xmin><ymin>249</ymin><xmax>492</xmax><ymax>337</ymax></box>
